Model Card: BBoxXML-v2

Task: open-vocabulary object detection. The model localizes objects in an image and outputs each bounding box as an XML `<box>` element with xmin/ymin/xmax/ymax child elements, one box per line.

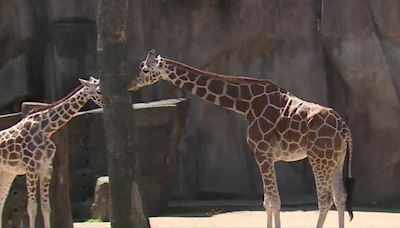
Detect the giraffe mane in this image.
<box><xmin>24</xmin><ymin>84</ymin><xmax>84</xmax><ymax>117</ymax></box>
<box><xmin>164</xmin><ymin>58</ymin><xmax>285</xmax><ymax>88</ymax></box>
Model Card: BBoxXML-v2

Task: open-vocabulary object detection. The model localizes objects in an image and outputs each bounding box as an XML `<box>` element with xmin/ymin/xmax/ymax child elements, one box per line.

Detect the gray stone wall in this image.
<box><xmin>1</xmin><ymin>0</ymin><xmax>400</xmax><ymax>206</ymax></box>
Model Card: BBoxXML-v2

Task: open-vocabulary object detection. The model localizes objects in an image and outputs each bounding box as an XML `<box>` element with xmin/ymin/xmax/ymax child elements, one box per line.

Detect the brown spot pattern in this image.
<box><xmin>251</xmin><ymin>84</ymin><xmax>264</xmax><ymax>96</ymax></box>
<box><xmin>251</xmin><ymin>95</ymin><xmax>268</xmax><ymax>116</ymax></box>
<box><xmin>219</xmin><ymin>96</ymin><xmax>233</xmax><ymax>108</ymax></box>
<box><xmin>236</xmin><ymin>101</ymin><xmax>249</xmax><ymax>113</ymax></box>
<box><xmin>226</xmin><ymin>84</ymin><xmax>239</xmax><ymax>98</ymax></box>
<box><xmin>208</xmin><ymin>79</ymin><xmax>224</xmax><ymax>94</ymax></box>
<box><xmin>176</xmin><ymin>68</ymin><xmax>186</xmax><ymax>75</ymax></box>
<box><xmin>196</xmin><ymin>76</ymin><xmax>208</xmax><ymax>86</ymax></box>
<box><xmin>168</xmin><ymin>73</ymin><xmax>176</xmax><ymax>79</ymax></box>
<box><xmin>183</xmin><ymin>83</ymin><xmax>195</xmax><ymax>91</ymax></box>
<box><xmin>263</xmin><ymin>106</ymin><xmax>280</xmax><ymax>123</ymax></box>
<box><xmin>205</xmin><ymin>94</ymin><xmax>216</xmax><ymax>103</ymax></box>
<box><xmin>240</xmin><ymin>85</ymin><xmax>252</xmax><ymax>100</ymax></box>
<box><xmin>187</xmin><ymin>72</ymin><xmax>197</xmax><ymax>81</ymax></box>
<box><xmin>197</xmin><ymin>88</ymin><xmax>207</xmax><ymax>97</ymax></box>
<box><xmin>162</xmin><ymin>60</ymin><xmax>351</xmax><ymax>226</ymax></box>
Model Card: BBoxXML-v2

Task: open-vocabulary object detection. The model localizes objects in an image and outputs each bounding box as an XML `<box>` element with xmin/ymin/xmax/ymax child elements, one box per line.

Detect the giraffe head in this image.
<box><xmin>79</xmin><ymin>77</ymin><xmax>103</xmax><ymax>107</ymax></box>
<box><xmin>128</xmin><ymin>49</ymin><xmax>167</xmax><ymax>91</ymax></box>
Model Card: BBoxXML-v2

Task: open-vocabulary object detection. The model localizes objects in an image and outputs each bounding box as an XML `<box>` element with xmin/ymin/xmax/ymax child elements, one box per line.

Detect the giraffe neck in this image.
<box><xmin>162</xmin><ymin>59</ymin><xmax>286</xmax><ymax>116</ymax></box>
<box><xmin>30</xmin><ymin>86</ymin><xmax>90</xmax><ymax>134</ymax></box>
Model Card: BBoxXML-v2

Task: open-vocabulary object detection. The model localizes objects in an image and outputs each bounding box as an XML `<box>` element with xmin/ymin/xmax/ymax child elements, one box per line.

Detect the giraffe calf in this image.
<box><xmin>0</xmin><ymin>77</ymin><xmax>102</xmax><ymax>228</ymax></box>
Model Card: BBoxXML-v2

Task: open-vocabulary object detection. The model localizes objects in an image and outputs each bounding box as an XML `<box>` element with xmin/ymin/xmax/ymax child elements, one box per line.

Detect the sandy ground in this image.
<box><xmin>74</xmin><ymin>210</ymin><xmax>400</xmax><ymax>228</ymax></box>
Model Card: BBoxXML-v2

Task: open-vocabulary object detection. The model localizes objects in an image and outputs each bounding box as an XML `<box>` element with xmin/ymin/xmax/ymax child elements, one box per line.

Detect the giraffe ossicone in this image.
<box><xmin>129</xmin><ymin>50</ymin><xmax>355</xmax><ymax>228</ymax></box>
<box><xmin>0</xmin><ymin>77</ymin><xmax>102</xmax><ymax>228</ymax></box>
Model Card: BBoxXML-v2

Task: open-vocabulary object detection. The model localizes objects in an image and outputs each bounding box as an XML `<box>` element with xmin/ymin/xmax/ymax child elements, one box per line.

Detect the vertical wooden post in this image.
<box><xmin>96</xmin><ymin>0</ymin><xmax>150</xmax><ymax>227</ymax></box>
<box><xmin>49</xmin><ymin>126</ymin><xmax>73</xmax><ymax>228</ymax></box>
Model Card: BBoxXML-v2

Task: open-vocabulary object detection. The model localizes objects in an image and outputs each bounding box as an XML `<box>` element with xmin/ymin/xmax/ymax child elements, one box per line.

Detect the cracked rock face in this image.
<box><xmin>1</xmin><ymin>0</ymin><xmax>400</xmax><ymax>205</ymax></box>
<box><xmin>129</xmin><ymin>0</ymin><xmax>400</xmax><ymax>204</ymax></box>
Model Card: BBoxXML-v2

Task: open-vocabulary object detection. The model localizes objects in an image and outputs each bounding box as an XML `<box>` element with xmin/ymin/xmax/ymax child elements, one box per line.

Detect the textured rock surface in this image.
<box><xmin>1</xmin><ymin>0</ymin><xmax>400</xmax><ymax>206</ymax></box>
<box><xmin>321</xmin><ymin>0</ymin><xmax>400</xmax><ymax>203</ymax></box>
<box><xmin>0</xmin><ymin>0</ymin><xmax>31</xmax><ymax>113</ymax></box>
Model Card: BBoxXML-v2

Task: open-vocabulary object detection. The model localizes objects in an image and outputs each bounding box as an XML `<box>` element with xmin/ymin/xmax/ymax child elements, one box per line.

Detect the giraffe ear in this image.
<box><xmin>157</xmin><ymin>59</ymin><xmax>163</xmax><ymax>68</ymax></box>
<box><xmin>89</xmin><ymin>76</ymin><xmax>100</xmax><ymax>84</ymax></box>
<box><xmin>79</xmin><ymin>78</ymin><xmax>92</xmax><ymax>87</ymax></box>
<box><xmin>145</xmin><ymin>49</ymin><xmax>156</xmax><ymax>65</ymax></box>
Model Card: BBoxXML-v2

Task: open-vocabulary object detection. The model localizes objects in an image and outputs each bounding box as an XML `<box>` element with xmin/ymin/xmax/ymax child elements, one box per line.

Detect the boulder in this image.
<box><xmin>91</xmin><ymin>176</ymin><xmax>110</xmax><ymax>221</ymax></box>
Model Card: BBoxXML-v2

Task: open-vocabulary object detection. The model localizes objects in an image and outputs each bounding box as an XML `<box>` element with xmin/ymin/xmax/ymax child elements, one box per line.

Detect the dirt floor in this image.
<box><xmin>75</xmin><ymin>210</ymin><xmax>400</xmax><ymax>228</ymax></box>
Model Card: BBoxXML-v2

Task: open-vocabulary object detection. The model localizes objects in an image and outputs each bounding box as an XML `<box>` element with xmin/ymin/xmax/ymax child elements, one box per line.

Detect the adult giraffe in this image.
<box><xmin>129</xmin><ymin>50</ymin><xmax>355</xmax><ymax>228</ymax></box>
<box><xmin>0</xmin><ymin>77</ymin><xmax>102</xmax><ymax>228</ymax></box>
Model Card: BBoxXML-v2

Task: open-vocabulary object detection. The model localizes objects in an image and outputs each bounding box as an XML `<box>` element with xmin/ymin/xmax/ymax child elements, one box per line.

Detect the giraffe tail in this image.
<box><xmin>345</xmin><ymin>131</ymin><xmax>355</xmax><ymax>221</ymax></box>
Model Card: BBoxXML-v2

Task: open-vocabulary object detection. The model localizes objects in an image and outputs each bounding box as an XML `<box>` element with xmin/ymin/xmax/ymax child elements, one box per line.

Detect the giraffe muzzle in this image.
<box><xmin>127</xmin><ymin>78</ymin><xmax>140</xmax><ymax>92</ymax></box>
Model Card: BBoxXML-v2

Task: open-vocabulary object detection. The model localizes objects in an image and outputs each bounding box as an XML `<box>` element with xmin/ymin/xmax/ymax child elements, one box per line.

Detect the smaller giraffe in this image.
<box><xmin>0</xmin><ymin>77</ymin><xmax>102</xmax><ymax>228</ymax></box>
<box><xmin>128</xmin><ymin>50</ymin><xmax>355</xmax><ymax>228</ymax></box>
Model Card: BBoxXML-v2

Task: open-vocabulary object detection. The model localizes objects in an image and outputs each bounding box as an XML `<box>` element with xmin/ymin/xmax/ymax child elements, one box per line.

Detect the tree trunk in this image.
<box><xmin>96</xmin><ymin>0</ymin><xmax>151</xmax><ymax>227</ymax></box>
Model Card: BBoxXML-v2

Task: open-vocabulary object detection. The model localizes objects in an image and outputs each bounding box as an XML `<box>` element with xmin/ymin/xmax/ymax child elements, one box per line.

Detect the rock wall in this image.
<box><xmin>1</xmin><ymin>0</ymin><xmax>400</xmax><ymax>205</ymax></box>
<box><xmin>0</xmin><ymin>0</ymin><xmax>97</xmax><ymax>113</ymax></box>
<box><xmin>321</xmin><ymin>0</ymin><xmax>400</xmax><ymax>203</ymax></box>
<box><xmin>128</xmin><ymin>0</ymin><xmax>400</xmax><ymax>204</ymax></box>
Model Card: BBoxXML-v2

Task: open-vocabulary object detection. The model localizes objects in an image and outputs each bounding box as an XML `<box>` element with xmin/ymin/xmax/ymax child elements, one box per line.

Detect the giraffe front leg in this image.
<box><xmin>26</xmin><ymin>173</ymin><xmax>39</xmax><ymax>228</ymax></box>
<box><xmin>261</xmin><ymin>173</ymin><xmax>281</xmax><ymax>228</ymax></box>
<box><xmin>0</xmin><ymin>171</ymin><xmax>17</xmax><ymax>228</ymax></box>
<box><xmin>255</xmin><ymin>150</ymin><xmax>281</xmax><ymax>228</ymax></box>
<box><xmin>40</xmin><ymin>164</ymin><xmax>53</xmax><ymax>228</ymax></box>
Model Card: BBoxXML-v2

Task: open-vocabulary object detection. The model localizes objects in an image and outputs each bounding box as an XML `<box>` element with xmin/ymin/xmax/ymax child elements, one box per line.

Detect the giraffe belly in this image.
<box><xmin>0</xmin><ymin>161</ymin><xmax>26</xmax><ymax>175</ymax></box>
<box><xmin>0</xmin><ymin>151</ymin><xmax>25</xmax><ymax>174</ymax></box>
<box><xmin>275</xmin><ymin>142</ymin><xmax>307</xmax><ymax>162</ymax></box>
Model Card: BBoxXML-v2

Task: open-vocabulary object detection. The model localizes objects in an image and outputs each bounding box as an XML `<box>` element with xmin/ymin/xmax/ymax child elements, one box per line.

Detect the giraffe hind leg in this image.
<box><xmin>26</xmin><ymin>172</ymin><xmax>39</xmax><ymax>228</ymax></box>
<box><xmin>40</xmin><ymin>142</ymin><xmax>56</xmax><ymax>228</ymax></box>
<box><xmin>0</xmin><ymin>171</ymin><xmax>17</xmax><ymax>228</ymax></box>
<box><xmin>40</xmin><ymin>164</ymin><xmax>53</xmax><ymax>228</ymax></box>
<box><xmin>332</xmin><ymin>155</ymin><xmax>347</xmax><ymax>228</ymax></box>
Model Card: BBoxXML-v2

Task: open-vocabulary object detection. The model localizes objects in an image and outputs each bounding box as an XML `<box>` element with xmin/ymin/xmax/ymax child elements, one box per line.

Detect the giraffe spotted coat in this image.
<box><xmin>0</xmin><ymin>78</ymin><xmax>102</xmax><ymax>228</ymax></box>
